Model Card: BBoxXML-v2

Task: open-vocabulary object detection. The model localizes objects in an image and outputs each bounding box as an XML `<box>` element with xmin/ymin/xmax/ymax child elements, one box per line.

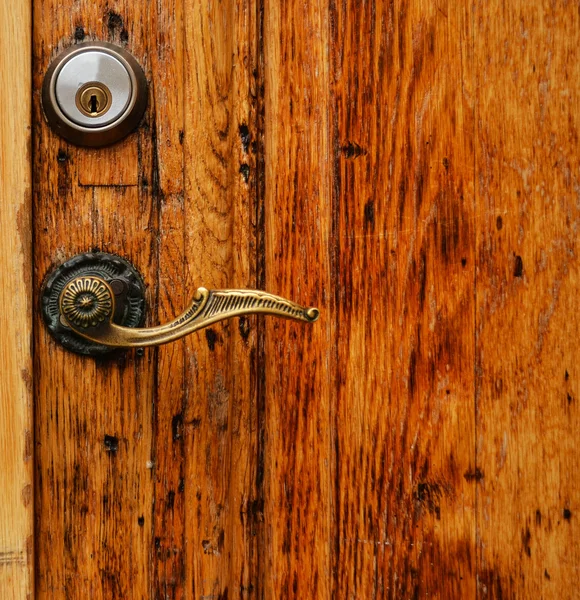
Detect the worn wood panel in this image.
<box><xmin>331</xmin><ymin>1</ymin><xmax>476</xmax><ymax>597</ymax></box>
<box><xmin>77</xmin><ymin>137</ymin><xmax>139</xmax><ymax>186</ymax></box>
<box><xmin>181</xmin><ymin>0</ymin><xmax>260</xmax><ymax>596</ymax></box>
<box><xmin>474</xmin><ymin>1</ymin><xmax>580</xmax><ymax>597</ymax></box>
<box><xmin>31</xmin><ymin>0</ymin><xmax>580</xmax><ymax>598</ymax></box>
<box><xmin>33</xmin><ymin>0</ymin><xmax>262</xmax><ymax>597</ymax></box>
<box><xmin>0</xmin><ymin>1</ymin><xmax>33</xmax><ymax>599</ymax></box>
<box><xmin>33</xmin><ymin>4</ymin><xmax>157</xmax><ymax>599</ymax></box>
<box><xmin>33</xmin><ymin>184</ymin><xmax>156</xmax><ymax>600</ymax></box>
<box><xmin>262</xmin><ymin>1</ymin><xmax>333</xmax><ymax>597</ymax></box>
<box><xmin>148</xmin><ymin>0</ymin><xmax>187</xmax><ymax>597</ymax></box>
<box><xmin>330</xmin><ymin>0</ymin><xmax>477</xmax><ymax>597</ymax></box>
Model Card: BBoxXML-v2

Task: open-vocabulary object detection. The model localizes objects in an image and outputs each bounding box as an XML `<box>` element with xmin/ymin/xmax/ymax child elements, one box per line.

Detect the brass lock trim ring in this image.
<box><xmin>75</xmin><ymin>82</ymin><xmax>113</xmax><ymax>118</ymax></box>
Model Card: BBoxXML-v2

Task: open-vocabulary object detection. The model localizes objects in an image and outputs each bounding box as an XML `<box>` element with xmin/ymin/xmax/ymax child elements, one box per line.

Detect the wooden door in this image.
<box><xmin>1</xmin><ymin>0</ymin><xmax>579</xmax><ymax>598</ymax></box>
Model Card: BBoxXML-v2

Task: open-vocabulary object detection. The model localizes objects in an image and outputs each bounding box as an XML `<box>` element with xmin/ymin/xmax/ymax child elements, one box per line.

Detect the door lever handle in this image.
<box><xmin>61</xmin><ymin>277</ymin><xmax>319</xmax><ymax>347</ymax></box>
<box><xmin>41</xmin><ymin>252</ymin><xmax>319</xmax><ymax>355</ymax></box>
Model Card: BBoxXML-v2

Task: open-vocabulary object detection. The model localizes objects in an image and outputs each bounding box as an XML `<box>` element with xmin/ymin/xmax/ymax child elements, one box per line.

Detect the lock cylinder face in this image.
<box><xmin>42</xmin><ymin>41</ymin><xmax>148</xmax><ymax>147</ymax></box>
<box><xmin>76</xmin><ymin>82</ymin><xmax>112</xmax><ymax>118</ymax></box>
<box><xmin>55</xmin><ymin>51</ymin><xmax>129</xmax><ymax>127</ymax></box>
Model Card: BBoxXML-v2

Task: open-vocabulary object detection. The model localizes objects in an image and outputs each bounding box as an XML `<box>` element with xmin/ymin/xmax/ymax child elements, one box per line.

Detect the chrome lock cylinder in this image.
<box><xmin>42</xmin><ymin>41</ymin><xmax>148</xmax><ymax>147</ymax></box>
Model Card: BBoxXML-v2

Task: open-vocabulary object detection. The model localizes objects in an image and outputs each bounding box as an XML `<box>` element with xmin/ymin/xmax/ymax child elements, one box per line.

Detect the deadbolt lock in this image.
<box><xmin>42</xmin><ymin>41</ymin><xmax>148</xmax><ymax>147</ymax></box>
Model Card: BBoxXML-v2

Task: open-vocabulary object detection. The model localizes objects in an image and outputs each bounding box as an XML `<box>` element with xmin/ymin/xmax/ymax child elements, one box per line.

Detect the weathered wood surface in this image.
<box><xmin>33</xmin><ymin>1</ymin><xmax>260</xmax><ymax>598</ymax></box>
<box><xmin>32</xmin><ymin>0</ymin><xmax>579</xmax><ymax>598</ymax></box>
<box><xmin>474</xmin><ymin>2</ymin><xmax>580</xmax><ymax>597</ymax></box>
<box><xmin>331</xmin><ymin>1</ymin><xmax>476</xmax><ymax>597</ymax></box>
<box><xmin>0</xmin><ymin>2</ymin><xmax>33</xmax><ymax>599</ymax></box>
<box><xmin>33</xmin><ymin>4</ymin><xmax>156</xmax><ymax>598</ymax></box>
<box><xmin>180</xmin><ymin>0</ymin><xmax>260</xmax><ymax>597</ymax></box>
<box><xmin>262</xmin><ymin>0</ymin><xmax>333</xmax><ymax>596</ymax></box>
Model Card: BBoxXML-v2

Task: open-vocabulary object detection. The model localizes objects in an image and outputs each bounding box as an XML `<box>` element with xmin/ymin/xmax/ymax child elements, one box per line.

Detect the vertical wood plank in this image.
<box><xmin>331</xmin><ymin>1</ymin><xmax>476</xmax><ymax>597</ymax></box>
<box><xmin>148</xmin><ymin>0</ymin><xmax>187</xmax><ymax>597</ymax></box>
<box><xmin>182</xmin><ymin>0</ymin><xmax>260</xmax><ymax>597</ymax></box>
<box><xmin>474</xmin><ymin>1</ymin><xmax>580</xmax><ymax>596</ymax></box>
<box><xmin>0</xmin><ymin>1</ymin><xmax>33</xmax><ymax>599</ymax></box>
<box><xmin>262</xmin><ymin>1</ymin><xmax>333</xmax><ymax>597</ymax></box>
<box><xmin>33</xmin><ymin>3</ymin><xmax>157</xmax><ymax>598</ymax></box>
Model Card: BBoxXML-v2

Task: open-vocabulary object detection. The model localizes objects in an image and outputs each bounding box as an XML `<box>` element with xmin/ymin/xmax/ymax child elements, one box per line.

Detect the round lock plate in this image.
<box><xmin>42</xmin><ymin>42</ymin><xmax>148</xmax><ymax>147</ymax></box>
<box><xmin>41</xmin><ymin>252</ymin><xmax>146</xmax><ymax>356</ymax></box>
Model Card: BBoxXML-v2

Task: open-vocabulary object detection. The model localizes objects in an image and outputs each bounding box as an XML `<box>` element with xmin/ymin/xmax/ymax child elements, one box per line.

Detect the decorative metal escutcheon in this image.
<box><xmin>41</xmin><ymin>252</ymin><xmax>320</xmax><ymax>356</ymax></box>
<box><xmin>42</xmin><ymin>42</ymin><xmax>148</xmax><ymax>147</ymax></box>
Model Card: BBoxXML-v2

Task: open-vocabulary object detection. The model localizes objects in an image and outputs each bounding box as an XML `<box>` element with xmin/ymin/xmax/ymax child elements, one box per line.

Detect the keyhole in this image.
<box><xmin>76</xmin><ymin>82</ymin><xmax>112</xmax><ymax>118</ymax></box>
<box><xmin>89</xmin><ymin>94</ymin><xmax>99</xmax><ymax>114</ymax></box>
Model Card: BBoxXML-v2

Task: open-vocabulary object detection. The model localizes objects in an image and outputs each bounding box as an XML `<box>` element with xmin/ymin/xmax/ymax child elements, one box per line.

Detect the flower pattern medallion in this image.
<box><xmin>61</xmin><ymin>277</ymin><xmax>113</xmax><ymax>328</ymax></box>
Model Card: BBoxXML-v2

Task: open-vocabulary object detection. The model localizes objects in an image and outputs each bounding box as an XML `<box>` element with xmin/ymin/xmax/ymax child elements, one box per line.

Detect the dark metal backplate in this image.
<box><xmin>41</xmin><ymin>252</ymin><xmax>146</xmax><ymax>356</ymax></box>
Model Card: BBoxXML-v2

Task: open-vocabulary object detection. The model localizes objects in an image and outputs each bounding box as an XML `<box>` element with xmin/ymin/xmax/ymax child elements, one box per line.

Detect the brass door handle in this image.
<box><xmin>62</xmin><ymin>278</ymin><xmax>319</xmax><ymax>347</ymax></box>
<box><xmin>41</xmin><ymin>253</ymin><xmax>319</xmax><ymax>356</ymax></box>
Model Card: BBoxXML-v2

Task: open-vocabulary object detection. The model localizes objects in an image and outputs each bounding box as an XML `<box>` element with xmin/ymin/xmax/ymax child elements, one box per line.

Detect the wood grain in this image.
<box><xmin>77</xmin><ymin>137</ymin><xmax>139</xmax><ymax>186</ymax></box>
<box><xmin>474</xmin><ymin>1</ymin><xmax>580</xmax><ymax>597</ymax></box>
<box><xmin>0</xmin><ymin>1</ymin><xmax>33</xmax><ymax>599</ymax></box>
<box><xmin>31</xmin><ymin>0</ymin><xmax>580</xmax><ymax>598</ymax></box>
<box><xmin>331</xmin><ymin>1</ymin><xmax>476</xmax><ymax>597</ymax></box>
<box><xmin>181</xmin><ymin>1</ymin><xmax>260</xmax><ymax>596</ymax></box>
<box><xmin>262</xmin><ymin>0</ymin><xmax>333</xmax><ymax>596</ymax></box>
<box><xmin>33</xmin><ymin>0</ymin><xmax>261</xmax><ymax>598</ymax></box>
<box><xmin>33</xmin><ymin>4</ymin><xmax>156</xmax><ymax>598</ymax></box>
<box><xmin>148</xmin><ymin>0</ymin><xmax>186</xmax><ymax>597</ymax></box>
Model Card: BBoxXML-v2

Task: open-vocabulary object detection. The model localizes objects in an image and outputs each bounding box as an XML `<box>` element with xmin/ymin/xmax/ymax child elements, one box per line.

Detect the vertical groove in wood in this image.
<box><xmin>474</xmin><ymin>1</ymin><xmax>580</xmax><ymax>597</ymax></box>
<box><xmin>330</xmin><ymin>1</ymin><xmax>477</xmax><ymax>597</ymax></box>
<box><xmin>254</xmin><ymin>0</ymin><xmax>267</xmax><ymax>596</ymax></box>
<box><xmin>182</xmin><ymin>0</ymin><xmax>260</xmax><ymax>597</ymax></box>
<box><xmin>262</xmin><ymin>0</ymin><xmax>333</xmax><ymax>597</ymax></box>
<box><xmin>0</xmin><ymin>1</ymin><xmax>33</xmax><ymax>599</ymax></box>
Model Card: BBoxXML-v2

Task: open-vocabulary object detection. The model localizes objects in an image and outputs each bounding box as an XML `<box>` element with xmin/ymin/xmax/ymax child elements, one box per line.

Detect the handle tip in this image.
<box><xmin>306</xmin><ymin>307</ymin><xmax>320</xmax><ymax>322</ymax></box>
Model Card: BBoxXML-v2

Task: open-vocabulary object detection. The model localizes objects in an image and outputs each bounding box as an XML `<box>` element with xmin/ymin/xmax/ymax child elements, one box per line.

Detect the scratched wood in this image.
<box><xmin>31</xmin><ymin>0</ymin><xmax>580</xmax><ymax>598</ymax></box>
<box><xmin>33</xmin><ymin>0</ymin><xmax>261</xmax><ymax>598</ymax></box>
<box><xmin>261</xmin><ymin>1</ymin><xmax>333</xmax><ymax>596</ymax></box>
<box><xmin>330</xmin><ymin>0</ymin><xmax>477</xmax><ymax>597</ymax></box>
<box><xmin>474</xmin><ymin>1</ymin><xmax>580</xmax><ymax>597</ymax></box>
<box><xmin>181</xmin><ymin>0</ymin><xmax>260</xmax><ymax>596</ymax></box>
<box><xmin>148</xmin><ymin>0</ymin><xmax>187</xmax><ymax>597</ymax></box>
<box><xmin>0</xmin><ymin>1</ymin><xmax>33</xmax><ymax>599</ymax></box>
<box><xmin>32</xmin><ymin>3</ymin><xmax>157</xmax><ymax>599</ymax></box>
